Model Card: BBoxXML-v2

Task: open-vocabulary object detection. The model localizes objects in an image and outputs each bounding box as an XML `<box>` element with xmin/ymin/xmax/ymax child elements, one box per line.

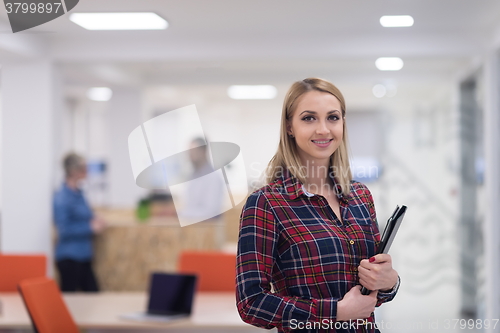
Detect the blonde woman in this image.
<box><xmin>236</xmin><ymin>78</ymin><xmax>399</xmax><ymax>333</ymax></box>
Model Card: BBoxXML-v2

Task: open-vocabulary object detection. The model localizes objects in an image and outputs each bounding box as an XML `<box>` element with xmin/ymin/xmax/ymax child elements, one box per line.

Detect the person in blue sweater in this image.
<box><xmin>54</xmin><ymin>153</ymin><xmax>105</xmax><ymax>292</ymax></box>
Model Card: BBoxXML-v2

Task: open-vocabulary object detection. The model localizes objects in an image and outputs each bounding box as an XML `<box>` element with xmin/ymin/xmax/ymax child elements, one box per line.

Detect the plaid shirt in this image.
<box><xmin>236</xmin><ymin>169</ymin><xmax>399</xmax><ymax>333</ymax></box>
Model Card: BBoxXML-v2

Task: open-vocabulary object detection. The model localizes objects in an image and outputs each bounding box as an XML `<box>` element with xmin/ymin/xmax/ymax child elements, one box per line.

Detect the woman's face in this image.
<box><xmin>287</xmin><ymin>90</ymin><xmax>344</xmax><ymax>167</ymax></box>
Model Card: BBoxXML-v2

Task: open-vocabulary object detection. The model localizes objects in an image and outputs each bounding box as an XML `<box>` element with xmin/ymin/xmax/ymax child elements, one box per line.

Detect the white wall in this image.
<box><xmin>0</xmin><ymin>61</ymin><xmax>57</xmax><ymax>275</ymax></box>
<box><xmin>106</xmin><ymin>87</ymin><xmax>147</xmax><ymax>207</ymax></box>
<box><xmin>481</xmin><ymin>49</ymin><xmax>500</xmax><ymax>327</ymax></box>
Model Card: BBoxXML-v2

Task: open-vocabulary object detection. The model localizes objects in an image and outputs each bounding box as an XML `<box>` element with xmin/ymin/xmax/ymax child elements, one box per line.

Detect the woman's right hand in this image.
<box><xmin>336</xmin><ymin>285</ymin><xmax>377</xmax><ymax>321</ymax></box>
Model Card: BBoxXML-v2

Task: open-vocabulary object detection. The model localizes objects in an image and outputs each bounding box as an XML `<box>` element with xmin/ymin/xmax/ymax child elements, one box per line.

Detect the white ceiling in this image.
<box><xmin>1</xmin><ymin>0</ymin><xmax>500</xmax><ymax>86</ymax></box>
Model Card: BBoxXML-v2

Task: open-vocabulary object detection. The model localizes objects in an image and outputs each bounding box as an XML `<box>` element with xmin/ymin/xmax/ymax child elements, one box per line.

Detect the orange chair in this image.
<box><xmin>18</xmin><ymin>276</ymin><xmax>79</xmax><ymax>333</ymax></box>
<box><xmin>178</xmin><ymin>251</ymin><xmax>236</xmax><ymax>292</ymax></box>
<box><xmin>0</xmin><ymin>254</ymin><xmax>46</xmax><ymax>292</ymax></box>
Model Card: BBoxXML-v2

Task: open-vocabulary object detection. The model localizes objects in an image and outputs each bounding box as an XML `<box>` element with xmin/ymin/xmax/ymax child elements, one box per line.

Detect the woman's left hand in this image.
<box><xmin>358</xmin><ymin>254</ymin><xmax>398</xmax><ymax>292</ymax></box>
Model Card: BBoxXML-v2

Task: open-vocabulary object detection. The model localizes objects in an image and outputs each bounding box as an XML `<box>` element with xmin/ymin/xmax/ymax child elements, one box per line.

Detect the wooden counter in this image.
<box><xmin>92</xmin><ymin>210</ymin><xmax>227</xmax><ymax>291</ymax></box>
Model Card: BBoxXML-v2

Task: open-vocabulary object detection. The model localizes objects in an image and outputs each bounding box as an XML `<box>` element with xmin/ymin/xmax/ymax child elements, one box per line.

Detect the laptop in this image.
<box><xmin>120</xmin><ymin>272</ymin><xmax>197</xmax><ymax>323</ymax></box>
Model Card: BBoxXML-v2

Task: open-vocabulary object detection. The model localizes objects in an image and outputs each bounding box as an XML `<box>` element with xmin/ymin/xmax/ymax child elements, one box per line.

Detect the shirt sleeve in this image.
<box><xmin>236</xmin><ymin>191</ymin><xmax>339</xmax><ymax>332</ymax></box>
<box><xmin>53</xmin><ymin>193</ymin><xmax>93</xmax><ymax>240</ymax></box>
<box><xmin>364</xmin><ymin>186</ymin><xmax>400</xmax><ymax>306</ymax></box>
<box><xmin>377</xmin><ymin>275</ymin><xmax>400</xmax><ymax>306</ymax></box>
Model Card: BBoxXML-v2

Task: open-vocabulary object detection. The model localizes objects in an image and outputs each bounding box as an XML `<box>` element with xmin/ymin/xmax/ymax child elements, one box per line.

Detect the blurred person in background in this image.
<box><xmin>236</xmin><ymin>78</ymin><xmax>400</xmax><ymax>332</ymax></box>
<box><xmin>53</xmin><ymin>153</ymin><xmax>105</xmax><ymax>292</ymax></box>
<box><xmin>176</xmin><ymin>137</ymin><xmax>225</xmax><ymax>222</ymax></box>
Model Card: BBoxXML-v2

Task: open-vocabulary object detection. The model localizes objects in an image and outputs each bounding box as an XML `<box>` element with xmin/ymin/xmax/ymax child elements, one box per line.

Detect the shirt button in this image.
<box><xmin>349</xmin><ymin>240</ymin><xmax>355</xmax><ymax>245</ymax></box>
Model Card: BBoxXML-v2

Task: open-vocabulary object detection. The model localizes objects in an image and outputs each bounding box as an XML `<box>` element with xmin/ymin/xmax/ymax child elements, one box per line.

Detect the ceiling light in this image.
<box><xmin>227</xmin><ymin>85</ymin><xmax>277</xmax><ymax>100</ymax></box>
<box><xmin>372</xmin><ymin>84</ymin><xmax>387</xmax><ymax>98</ymax></box>
<box><xmin>380</xmin><ymin>15</ymin><xmax>414</xmax><ymax>27</ymax></box>
<box><xmin>87</xmin><ymin>87</ymin><xmax>112</xmax><ymax>101</ymax></box>
<box><xmin>385</xmin><ymin>84</ymin><xmax>398</xmax><ymax>97</ymax></box>
<box><xmin>70</xmin><ymin>13</ymin><xmax>168</xmax><ymax>30</ymax></box>
<box><xmin>375</xmin><ymin>57</ymin><xmax>404</xmax><ymax>71</ymax></box>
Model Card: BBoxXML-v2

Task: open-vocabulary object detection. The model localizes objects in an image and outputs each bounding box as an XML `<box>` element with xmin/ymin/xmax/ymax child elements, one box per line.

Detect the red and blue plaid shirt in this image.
<box><xmin>236</xmin><ymin>169</ymin><xmax>399</xmax><ymax>332</ymax></box>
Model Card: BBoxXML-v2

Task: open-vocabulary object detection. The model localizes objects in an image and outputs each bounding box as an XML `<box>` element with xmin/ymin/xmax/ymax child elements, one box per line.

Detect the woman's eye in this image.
<box><xmin>301</xmin><ymin>115</ymin><xmax>340</xmax><ymax>121</ymax></box>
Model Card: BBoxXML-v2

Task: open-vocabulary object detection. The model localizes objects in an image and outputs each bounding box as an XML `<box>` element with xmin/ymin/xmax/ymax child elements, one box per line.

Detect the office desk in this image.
<box><xmin>0</xmin><ymin>292</ymin><xmax>267</xmax><ymax>332</ymax></box>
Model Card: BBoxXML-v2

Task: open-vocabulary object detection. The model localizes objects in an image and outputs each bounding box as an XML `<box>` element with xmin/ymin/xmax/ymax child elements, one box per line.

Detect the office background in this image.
<box><xmin>0</xmin><ymin>1</ymin><xmax>499</xmax><ymax>332</ymax></box>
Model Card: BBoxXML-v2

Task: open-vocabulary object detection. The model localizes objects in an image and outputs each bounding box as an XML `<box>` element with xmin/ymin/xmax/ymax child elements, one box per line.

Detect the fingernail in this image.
<box><xmin>369</xmin><ymin>257</ymin><xmax>375</xmax><ymax>263</ymax></box>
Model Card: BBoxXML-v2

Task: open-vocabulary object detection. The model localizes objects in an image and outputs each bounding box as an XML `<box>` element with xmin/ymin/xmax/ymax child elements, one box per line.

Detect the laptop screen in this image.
<box><xmin>147</xmin><ymin>273</ymin><xmax>197</xmax><ymax>315</ymax></box>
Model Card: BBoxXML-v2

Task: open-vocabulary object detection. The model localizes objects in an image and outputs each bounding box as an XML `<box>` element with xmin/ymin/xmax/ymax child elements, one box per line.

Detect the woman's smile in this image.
<box><xmin>311</xmin><ymin>138</ymin><xmax>333</xmax><ymax>147</ymax></box>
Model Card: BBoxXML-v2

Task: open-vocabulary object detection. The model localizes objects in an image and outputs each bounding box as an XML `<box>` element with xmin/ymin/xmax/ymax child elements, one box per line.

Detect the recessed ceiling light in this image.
<box><xmin>375</xmin><ymin>57</ymin><xmax>404</xmax><ymax>71</ymax></box>
<box><xmin>70</xmin><ymin>13</ymin><xmax>168</xmax><ymax>30</ymax></box>
<box><xmin>227</xmin><ymin>85</ymin><xmax>277</xmax><ymax>100</ymax></box>
<box><xmin>385</xmin><ymin>84</ymin><xmax>398</xmax><ymax>97</ymax></box>
<box><xmin>372</xmin><ymin>83</ymin><xmax>398</xmax><ymax>98</ymax></box>
<box><xmin>87</xmin><ymin>87</ymin><xmax>112</xmax><ymax>101</ymax></box>
<box><xmin>372</xmin><ymin>84</ymin><xmax>387</xmax><ymax>98</ymax></box>
<box><xmin>380</xmin><ymin>15</ymin><xmax>414</xmax><ymax>27</ymax></box>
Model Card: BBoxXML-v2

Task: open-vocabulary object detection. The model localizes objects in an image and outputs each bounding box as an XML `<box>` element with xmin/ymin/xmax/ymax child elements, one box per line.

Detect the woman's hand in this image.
<box><xmin>358</xmin><ymin>254</ymin><xmax>398</xmax><ymax>292</ymax></box>
<box><xmin>336</xmin><ymin>285</ymin><xmax>377</xmax><ymax>321</ymax></box>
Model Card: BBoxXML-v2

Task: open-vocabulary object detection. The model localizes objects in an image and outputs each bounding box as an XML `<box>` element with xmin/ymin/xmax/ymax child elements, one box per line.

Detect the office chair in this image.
<box><xmin>18</xmin><ymin>276</ymin><xmax>79</xmax><ymax>333</ymax></box>
<box><xmin>178</xmin><ymin>251</ymin><xmax>236</xmax><ymax>292</ymax></box>
<box><xmin>0</xmin><ymin>254</ymin><xmax>46</xmax><ymax>292</ymax></box>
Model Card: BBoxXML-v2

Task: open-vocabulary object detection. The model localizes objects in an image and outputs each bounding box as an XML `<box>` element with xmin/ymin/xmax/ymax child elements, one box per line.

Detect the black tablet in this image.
<box><xmin>360</xmin><ymin>205</ymin><xmax>407</xmax><ymax>295</ymax></box>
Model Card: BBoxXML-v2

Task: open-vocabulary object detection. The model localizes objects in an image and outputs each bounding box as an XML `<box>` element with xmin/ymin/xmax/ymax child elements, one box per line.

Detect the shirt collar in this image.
<box><xmin>280</xmin><ymin>167</ymin><xmax>348</xmax><ymax>202</ymax></box>
<box><xmin>63</xmin><ymin>182</ymin><xmax>81</xmax><ymax>194</ymax></box>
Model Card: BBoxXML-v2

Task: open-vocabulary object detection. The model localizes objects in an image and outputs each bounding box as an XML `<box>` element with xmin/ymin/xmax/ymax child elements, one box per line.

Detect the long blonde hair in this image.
<box><xmin>266</xmin><ymin>78</ymin><xmax>352</xmax><ymax>195</ymax></box>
